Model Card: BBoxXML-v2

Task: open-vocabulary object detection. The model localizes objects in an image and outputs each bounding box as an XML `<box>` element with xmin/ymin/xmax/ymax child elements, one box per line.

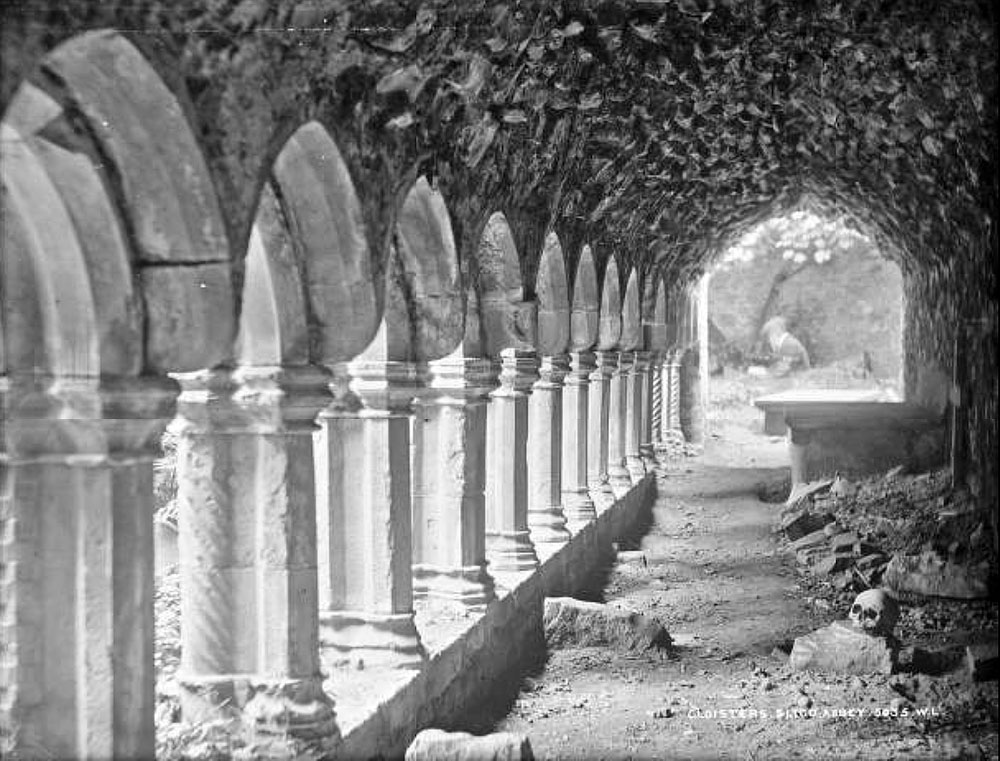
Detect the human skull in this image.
<box><xmin>848</xmin><ymin>589</ymin><xmax>899</xmax><ymax>636</ymax></box>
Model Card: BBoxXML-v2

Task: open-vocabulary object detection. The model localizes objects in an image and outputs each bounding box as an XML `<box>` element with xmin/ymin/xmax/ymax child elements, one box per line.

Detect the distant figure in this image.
<box><xmin>760</xmin><ymin>316</ymin><xmax>810</xmax><ymax>376</ymax></box>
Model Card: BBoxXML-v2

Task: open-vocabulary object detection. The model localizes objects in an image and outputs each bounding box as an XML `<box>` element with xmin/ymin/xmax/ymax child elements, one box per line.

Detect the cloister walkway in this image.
<box><xmin>496</xmin><ymin>430</ymin><xmax>995</xmax><ymax>761</ymax></box>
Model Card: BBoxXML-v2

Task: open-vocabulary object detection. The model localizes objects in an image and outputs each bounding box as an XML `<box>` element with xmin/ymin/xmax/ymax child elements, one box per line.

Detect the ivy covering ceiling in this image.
<box><xmin>344</xmin><ymin>0</ymin><xmax>996</xmax><ymax>280</ymax></box>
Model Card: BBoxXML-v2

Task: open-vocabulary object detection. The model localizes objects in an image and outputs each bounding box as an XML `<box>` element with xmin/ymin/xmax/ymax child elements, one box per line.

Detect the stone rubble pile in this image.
<box><xmin>775</xmin><ymin>469</ymin><xmax>995</xmax><ymax>600</ymax></box>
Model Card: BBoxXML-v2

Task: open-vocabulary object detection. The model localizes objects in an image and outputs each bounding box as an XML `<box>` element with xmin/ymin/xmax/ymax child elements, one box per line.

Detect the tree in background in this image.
<box><xmin>717</xmin><ymin>211</ymin><xmax>870</xmax><ymax>359</ymax></box>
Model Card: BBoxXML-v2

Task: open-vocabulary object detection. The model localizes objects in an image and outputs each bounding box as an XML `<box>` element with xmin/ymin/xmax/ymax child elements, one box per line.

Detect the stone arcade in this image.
<box><xmin>0</xmin><ymin>1</ymin><xmax>996</xmax><ymax>759</ymax></box>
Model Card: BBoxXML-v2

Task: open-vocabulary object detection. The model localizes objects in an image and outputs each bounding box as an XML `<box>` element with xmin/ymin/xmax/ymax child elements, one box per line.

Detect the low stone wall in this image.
<box><xmin>337</xmin><ymin>475</ymin><xmax>656</xmax><ymax>759</ymax></box>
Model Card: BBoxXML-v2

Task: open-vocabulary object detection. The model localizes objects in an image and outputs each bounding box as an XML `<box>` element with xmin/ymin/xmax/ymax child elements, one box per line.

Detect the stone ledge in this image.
<box><xmin>334</xmin><ymin>475</ymin><xmax>656</xmax><ymax>759</ymax></box>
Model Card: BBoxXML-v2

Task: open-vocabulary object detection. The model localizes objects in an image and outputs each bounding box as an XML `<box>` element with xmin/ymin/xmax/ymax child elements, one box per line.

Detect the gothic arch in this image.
<box><xmin>620</xmin><ymin>268</ymin><xmax>642</xmax><ymax>351</ymax></box>
<box><xmin>535</xmin><ymin>232</ymin><xmax>570</xmax><ymax>356</ymax></box>
<box><xmin>643</xmin><ymin>271</ymin><xmax>670</xmax><ymax>353</ymax></box>
<box><xmin>570</xmin><ymin>245</ymin><xmax>599</xmax><ymax>351</ymax></box>
<box><xmin>597</xmin><ymin>258</ymin><xmax>622</xmax><ymax>351</ymax></box>
<box><xmin>393</xmin><ymin>176</ymin><xmax>463</xmax><ymax>361</ymax></box>
<box><xmin>472</xmin><ymin>211</ymin><xmax>530</xmax><ymax>356</ymax></box>
<box><xmin>11</xmin><ymin>30</ymin><xmax>235</xmax><ymax>373</ymax></box>
<box><xmin>266</xmin><ymin>120</ymin><xmax>378</xmax><ymax>364</ymax></box>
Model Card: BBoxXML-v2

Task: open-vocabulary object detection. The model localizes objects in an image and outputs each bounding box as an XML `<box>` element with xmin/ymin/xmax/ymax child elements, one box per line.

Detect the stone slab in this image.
<box><xmin>883</xmin><ymin>552</ymin><xmax>990</xmax><ymax>600</ymax></box>
<box><xmin>543</xmin><ymin>596</ymin><xmax>672</xmax><ymax>652</ymax></box>
<box><xmin>790</xmin><ymin>621</ymin><xmax>898</xmax><ymax>674</ymax></box>
<box><xmin>405</xmin><ymin>729</ymin><xmax>534</xmax><ymax>761</ymax></box>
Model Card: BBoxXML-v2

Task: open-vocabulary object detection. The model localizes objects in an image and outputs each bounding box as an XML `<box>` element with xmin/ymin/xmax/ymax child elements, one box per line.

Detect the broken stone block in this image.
<box><xmin>790</xmin><ymin>528</ymin><xmax>829</xmax><ymax>552</ymax></box>
<box><xmin>543</xmin><ymin>597</ymin><xmax>672</xmax><ymax>652</ymax></box>
<box><xmin>405</xmin><ymin>729</ymin><xmax>534</xmax><ymax>761</ymax></box>
<box><xmin>812</xmin><ymin>554</ymin><xmax>854</xmax><ymax>576</ymax></box>
<box><xmin>829</xmin><ymin>474</ymin><xmax>857</xmax><ymax>498</ymax></box>
<box><xmin>786</xmin><ymin>478</ymin><xmax>835</xmax><ymax>509</ymax></box>
<box><xmin>966</xmin><ymin>643</ymin><xmax>998</xmax><ymax>682</ymax></box>
<box><xmin>789</xmin><ymin>621</ymin><xmax>898</xmax><ymax>674</ymax></box>
<box><xmin>829</xmin><ymin>532</ymin><xmax>860</xmax><ymax>554</ymax></box>
<box><xmin>883</xmin><ymin>552</ymin><xmax>990</xmax><ymax>599</ymax></box>
<box><xmin>779</xmin><ymin>510</ymin><xmax>836</xmax><ymax>542</ymax></box>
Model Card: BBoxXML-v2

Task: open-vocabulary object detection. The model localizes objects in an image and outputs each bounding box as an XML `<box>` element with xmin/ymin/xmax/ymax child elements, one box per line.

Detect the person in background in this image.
<box><xmin>760</xmin><ymin>316</ymin><xmax>810</xmax><ymax>376</ymax></box>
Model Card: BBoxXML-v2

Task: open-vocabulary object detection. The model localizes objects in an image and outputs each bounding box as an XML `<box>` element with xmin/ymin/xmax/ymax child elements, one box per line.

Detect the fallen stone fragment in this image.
<box><xmin>786</xmin><ymin>478</ymin><xmax>835</xmax><ymax>509</ymax></box>
<box><xmin>883</xmin><ymin>551</ymin><xmax>991</xmax><ymax>599</ymax></box>
<box><xmin>829</xmin><ymin>474</ymin><xmax>857</xmax><ymax>498</ymax></box>
<box><xmin>829</xmin><ymin>532</ymin><xmax>860</xmax><ymax>554</ymax></box>
<box><xmin>812</xmin><ymin>554</ymin><xmax>854</xmax><ymax>576</ymax></box>
<box><xmin>405</xmin><ymin>729</ymin><xmax>534</xmax><ymax>761</ymax></box>
<box><xmin>779</xmin><ymin>510</ymin><xmax>836</xmax><ymax>541</ymax></box>
<box><xmin>543</xmin><ymin>597</ymin><xmax>672</xmax><ymax>651</ymax></box>
<box><xmin>617</xmin><ymin>550</ymin><xmax>648</xmax><ymax>567</ymax></box>
<box><xmin>790</xmin><ymin>528</ymin><xmax>829</xmax><ymax>552</ymax></box>
<box><xmin>789</xmin><ymin>621</ymin><xmax>899</xmax><ymax>674</ymax></box>
<box><xmin>966</xmin><ymin>643</ymin><xmax>999</xmax><ymax>682</ymax></box>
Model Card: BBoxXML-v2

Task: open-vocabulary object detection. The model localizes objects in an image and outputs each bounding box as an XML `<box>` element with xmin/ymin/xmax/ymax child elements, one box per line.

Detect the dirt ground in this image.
<box><xmin>495</xmin><ymin>385</ymin><xmax>998</xmax><ymax>761</ymax></box>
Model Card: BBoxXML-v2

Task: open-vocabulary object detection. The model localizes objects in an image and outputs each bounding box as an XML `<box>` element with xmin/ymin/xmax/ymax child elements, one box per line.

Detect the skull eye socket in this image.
<box><xmin>850</xmin><ymin>604</ymin><xmax>862</xmax><ymax>615</ymax></box>
<box><xmin>863</xmin><ymin>609</ymin><xmax>878</xmax><ymax>620</ymax></box>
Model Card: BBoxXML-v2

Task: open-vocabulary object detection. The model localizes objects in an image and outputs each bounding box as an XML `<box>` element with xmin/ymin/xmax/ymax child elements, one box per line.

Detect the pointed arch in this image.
<box><xmin>269</xmin><ymin>120</ymin><xmax>378</xmax><ymax>363</ymax></box>
<box><xmin>643</xmin><ymin>272</ymin><xmax>670</xmax><ymax>352</ymax></box>
<box><xmin>535</xmin><ymin>232</ymin><xmax>570</xmax><ymax>356</ymax></box>
<box><xmin>1</xmin><ymin>121</ymin><xmax>99</xmax><ymax>377</ymax></box>
<box><xmin>235</xmin><ymin>182</ymin><xmax>309</xmax><ymax>366</ymax></box>
<box><xmin>597</xmin><ymin>258</ymin><xmax>622</xmax><ymax>350</ymax></box>
<box><xmin>23</xmin><ymin>30</ymin><xmax>235</xmax><ymax>372</ymax></box>
<box><xmin>472</xmin><ymin>211</ymin><xmax>531</xmax><ymax>356</ymax></box>
<box><xmin>394</xmin><ymin>176</ymin><xmax>463</xmax><ymax>361</ymax></box>
<box><xmin>570</xmin><ymin>245</ymin><xmax>599</xmax><ymax>351</ymax></box>
<box><xmin>620</xmin><ymin>268</ymin><xmax>642</xmax><ymax>350</ymax></box>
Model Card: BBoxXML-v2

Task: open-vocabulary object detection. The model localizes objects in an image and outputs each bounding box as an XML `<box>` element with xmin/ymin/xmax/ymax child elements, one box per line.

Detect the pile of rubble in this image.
<box><xmin>654</xmin><ymin>431</ymin><xmax>703</xmax><ymax>461</ymax></box>
<box><xmin>775</xmin><ymin>468</ymin><xmax>996</xmax><ymax>601</ymax></box>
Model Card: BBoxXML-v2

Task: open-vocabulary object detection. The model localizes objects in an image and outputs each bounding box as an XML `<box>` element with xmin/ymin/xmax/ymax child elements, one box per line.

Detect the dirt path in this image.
<box><xmin>495</xmin><ymin>429</ymin><xmax>997</xmax><ymax>760</ymax></box>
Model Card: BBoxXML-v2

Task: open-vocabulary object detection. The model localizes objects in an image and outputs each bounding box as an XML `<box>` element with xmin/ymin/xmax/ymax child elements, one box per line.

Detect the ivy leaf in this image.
<box><xmin>579</xmin><ymin>92</ymin><xmax>603</xmax><ymax>110</ymax></box>
<box><xmin>376</xmin><ymin>65</ymin><xmax>429</xmax><ymax>101</ymax></box>
<box><xmin>386</xmin><ymin>112</ymin><xmax>415</xmax><ymax>129</ymax></box>
<box><xmin>465</xmin><ymin>115</ymin><xmax>498</xmax><ymax>167</ymax></box>
<box><xmin>563</xmin><ymin>20</ymin><xmax>585</xmax><ymax>37</ymax></box>
<box><xmin>921</xmin><ymin>135</ymin><xmax>943</xmax><ymax>157</ymax></box>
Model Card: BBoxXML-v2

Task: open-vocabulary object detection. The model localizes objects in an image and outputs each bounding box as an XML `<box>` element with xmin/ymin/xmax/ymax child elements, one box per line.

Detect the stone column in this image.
<box><xmin>587</xmin><ymin>351</ymin><xmax>617</xmax><ymax>513</ymax></box>
<box><xmin>625</xmin><ymin>351</ymin><xmax>647</xmax><ymax>483</ymax></box>
<box><xmin>175</xmin><ymin>366</ymin><xmax>336</xmax><ymax>737</ymax></box>
<box><xmin>527</xmin><ymin>355</ymin><xmax>571</xmax><ymax>560</ymax></box>
<box><xmin>1</xmin><ymin>374</ymin><xmax>176</xmax><ymax>760</ymax></box>
<box><xmin>638</xmin><ymin>350</ymin><xmax>656</xmax><ymax>468</ymax></box>
<box><xmin>411</xmin><ymin>355</ymin><xmax>496</xmax><ymax>610</ymax></box>
<box><xmin>561</xmin><ymin>351</ymin><xmax>597</xmax><ymax>533</ymax></box>
<box><xmin>650</xmin><ymin>352</ymin><xmax>664</xmax><ymax>451</ymax></box>
<box><xmin>104</xmin><ymin>377</ymin><xmax>181</xmax><ymax>758</ymax></box>
<box><xmin>607</xmin><ymin>351</ymin><xmax>633</xmax><ymax>497</ymax></box>
<box><xmin>485</xmin><ymin>348</ymin><xmax>539</xmax><ymax>591</ymax></box>
<box><xmin>665</xmin><ymin>349</ymin><xmax>684</xmax><ymax>440</ymax></box>
<box><xmin>316</xmin><ymin>360</ymin><xmax>426</xmax><ymax>670</ymax></box>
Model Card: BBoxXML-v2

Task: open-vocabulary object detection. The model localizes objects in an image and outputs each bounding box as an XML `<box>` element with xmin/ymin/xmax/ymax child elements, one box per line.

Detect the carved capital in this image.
<box><xmin>535</xmin><ymin>354</ymin><xmax>569</xmax><ymax>390</ymax></box>
<box><xmin>491</xmin><ymin>348</ymin><xmax>538</xmax><ymax>397</ymax></box>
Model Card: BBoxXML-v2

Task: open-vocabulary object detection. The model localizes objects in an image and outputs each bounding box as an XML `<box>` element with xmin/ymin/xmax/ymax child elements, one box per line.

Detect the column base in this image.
<box><xmin>528</xmin><ymin>505</ymin><xmax>572</xmax><ymax>554</ymax></box>
<box><xmin>608</xmin><ymin>464</ymin><xmax>633</xmax><ymax>498</ymax></box>
<box><xmin>412</xmin><ymin>563</ymin><xmax>496</xmax><ymax>611</ymax></box>
<box><xmin>561</xmin><ymin>489</ymin><xmax>597</xmax><ymax>534</ymax></box>
<box><xmin>177</xmin><ymin>674</ymin><xmax>245</xmax><ymax>724</ymax></box>
<box><xmin>319</xmin><ymin>611</ymin><xmax>426</xmax><ymax>670</ymax></box>
<box><xmin>626</xmin><ymin>455</ymin><xmax>646</xmax><ymax>483</ymax></box>
<box><xmin>486</xmin><ymin>531</ymin><xmax>539</xmax><ymax>587</ymax></box>
<box><xmin>244</xmin><ymin>677</ymin><xmax>339</xmax><ymax>739</ymax></box>
<box><xmin>588</xmin><ymin>478</ymin><xmax>617</xmax><ymax>515</ymax></box>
